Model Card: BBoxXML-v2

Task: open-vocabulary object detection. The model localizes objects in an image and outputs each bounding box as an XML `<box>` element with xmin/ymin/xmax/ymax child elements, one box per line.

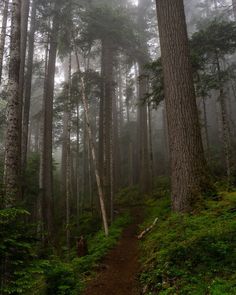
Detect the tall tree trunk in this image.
<box><xmin>216</xmin><ymin>55</ymin><xmax>233</xmax><ymax>188</ymax></box>
<box><xmin>66</xmin><ymin>54</ymin><xmax>72</xmax><ymax>252</ymax></box>
<box><xmin>19</xmin><ymin>0</ymin><xmax>30</xmax><ymax>111</ymax></box>
<box><xmin>156</xmin><ymin>0</ymin><xmax>210</xmax><ymax>212</ymax></box>
<box><xmin>102</xmin><ymin>39</ymin><xmax>114</xmax><ymax>215</ymax></box>
<box><xmin>112</xmin><ymin>88</ymin><xmax>121</xmax><ymax>192</ymax></box>
<box><xmin>22</xmin><ymin>0</ymin><xmax>37</xmax><ymax>173</ymax></box>
<box><xmin>0</xmin><ymin>0</ymin><xmax>9</xmax><ymax>84</ymax></box>
<box><xmin>74</xmin><ymin>43</ymin><xmax>109</xmax><ymax>236</ymax></box>
<box><xmin>4</xmin><ymin>0</ymin><xmax>21</xmax><ymax>206</ymax></box>
<box><xmin>38</xmin><ymin>38</ymin><xmax>49</xmax><ymax>240</ymax></box>
<box><xmin>42</xmin><ymin>14</ymin><xmax>59</xmax><ymax>237</ymax></box>
<box><xmin>82</xmin><ymin>111</ymin><xmax>87</xmax><ymax>206</ymax></box>
<box><xmin>76</xmin><ymin>101</ymin><xmax>80</xmax><ymax>227</ymax></box>
<box><xmin>162</xmin><ymin>104</ymin><xmax>170</xmax><ymax>174</ymax></box>
<box><xmin>137</xmin><ymin>0</ymin><xmax>151</xmax><ymax>193</ymax></box>
<box><xmin>148</xmin><ymin>103</ymin><xmax>154</xmax><ymax>192</ymax></box>
<box><xmin>98</xmin><ymin>85</ymin><xmax>104</xmax><ymax>186</ymax></box>
<box><xmin>201</xmin><ymin>97</ymin><xmax>210</xmax><ymax>158</ymax></box>
<box><xmin>137</xmin><ymin>61</ymin><xmax>150</xmax><ymax>193</ymax></box>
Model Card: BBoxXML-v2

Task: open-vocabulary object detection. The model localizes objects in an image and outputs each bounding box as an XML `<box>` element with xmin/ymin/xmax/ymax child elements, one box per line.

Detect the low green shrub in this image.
<box><xmin>0</xmin><ymin>208</ymin><xmax>130</xmax><ymax>295</ymax></box>
<box><xmin>140</xmin><ymin>192</ymin><xmax>236</xmax><ymax>294</ymax></box>
<box><xmin>0</xmin><ymin>208</ymin><xmax>41</xmax><ymax>294</ymax></box>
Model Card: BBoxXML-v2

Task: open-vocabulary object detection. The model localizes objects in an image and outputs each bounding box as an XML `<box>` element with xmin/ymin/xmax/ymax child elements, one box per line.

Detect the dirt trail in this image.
<box><xmin>83</xmin><ymin>209</ymin><xmax>142</xmax><ymax>295</ymax></box>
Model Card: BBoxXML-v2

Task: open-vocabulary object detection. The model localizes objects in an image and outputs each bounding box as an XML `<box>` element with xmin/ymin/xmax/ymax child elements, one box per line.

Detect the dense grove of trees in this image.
<box><xmin>0</xmin><ymin>0</ymin><xmax>236</xmax><ymax>293</ymax></box>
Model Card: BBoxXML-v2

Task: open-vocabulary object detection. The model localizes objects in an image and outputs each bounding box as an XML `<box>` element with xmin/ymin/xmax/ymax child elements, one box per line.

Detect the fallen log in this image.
<box><xmin>138</xmin><ymin>217</ymin><xmax>158</xmax><ymax>240</ymax></box>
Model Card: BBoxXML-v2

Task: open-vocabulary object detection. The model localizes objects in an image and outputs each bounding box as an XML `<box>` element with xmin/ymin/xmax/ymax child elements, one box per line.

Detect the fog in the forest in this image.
<box><xmin>1</xmin><ymin>0</ymin><xmax>236</xmax><ymax>293</ymax></box>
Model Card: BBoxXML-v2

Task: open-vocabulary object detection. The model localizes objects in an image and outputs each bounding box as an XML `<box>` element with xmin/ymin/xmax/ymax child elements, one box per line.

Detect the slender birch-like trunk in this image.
<box><xmin>74</xmin><ymin>42</ymin><xmax>109</xmax><ymax>236</ymax></box>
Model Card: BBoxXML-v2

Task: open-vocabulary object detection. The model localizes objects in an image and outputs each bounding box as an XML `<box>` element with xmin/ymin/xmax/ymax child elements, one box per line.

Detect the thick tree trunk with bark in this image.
<box><xmin>4</xmin><ymin>0</ymin><xmax>21</xmax><ymax>206</ymax></box>
<box><xmin>22</xmin><ymin>0</ymin><xmax>37</xmax><ymax>172</ymax></box>
<box><xmin>0</xmin><ymin>0</ymin><xmax>9</xmax><ymax>84</ymax></box>
<box><xmin>41</xmin><ymin>15</ymin><xmax>59</xmax><ymax>237</ymax></box>
<box><xmin>19</xmin><ymin>0</ymin><xmax>30</xmax><ymax>108</ymax></box>
<box><xmin>66</xmin><ymin>54</ymin><xmax>72</xmax><ymax>252</ymax></box>
<box><xmin>156</xmin><ymin>0</ymin><xmax>210</xmax><ymax>212</ymax></box>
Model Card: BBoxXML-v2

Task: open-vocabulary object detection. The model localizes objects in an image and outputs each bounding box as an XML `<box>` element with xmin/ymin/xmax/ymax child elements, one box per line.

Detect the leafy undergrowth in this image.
<box><xmin>140</xmin><ymin>192</ymin><xmax>236</xmax><ymax>295</ymax></box>
<box><xmin>0</xmin><ymin>211</ymin><xmax>130</xmax><ymax>295</ymax></box>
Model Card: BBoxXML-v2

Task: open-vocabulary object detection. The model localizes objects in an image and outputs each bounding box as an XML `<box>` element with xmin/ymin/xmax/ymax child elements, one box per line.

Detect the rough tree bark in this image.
<box><xmin>0</xmin><ymin>0</ymin><xmax>9</xmax><ymax>84</ymax></box>
<box><xmin>19</xmin><ymin>0</ymin><xmax>30</xmax><ymax>111</ymax></box>
<box><xmin>22</xmin><ymin>0</ymin><xmax>37</xmax><ymax>172</ymax></box>
<box><xmin>41</xmin><ymin>13</ymin><xmax>60</xmax><ymax>237</ymax></box>
<box><xmin>66</xmin><ymin>54</ymin><xmax>72</xmax><ymax>251</ymax></box>
<box><xmin>156</xmin><ymin>0</ymin><xmax>210</xmax><ymax>212</ymax></box>
<box><xmin>4</xmin><ymin>0</ymin><xmax>21</xmax><ymax>206</ymax></box>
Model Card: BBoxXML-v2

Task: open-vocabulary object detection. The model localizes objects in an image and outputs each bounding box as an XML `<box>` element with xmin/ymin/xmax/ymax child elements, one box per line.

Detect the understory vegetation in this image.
<box><xmin>0</xmin><ymin>210</ymin><xmax>130</xmax><ymax>294</ymax></box>
<box><xmin>139</xmin><ymin>182</ymin><xmax>236</xmax><ymax>295</ymax></box>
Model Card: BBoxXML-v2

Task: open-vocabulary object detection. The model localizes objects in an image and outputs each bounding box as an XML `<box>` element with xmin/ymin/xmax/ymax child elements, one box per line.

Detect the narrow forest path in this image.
<box><xmin>83</xmin><ymin>209</ymin><xmax>142</xmax><ymax>295</ymax></box>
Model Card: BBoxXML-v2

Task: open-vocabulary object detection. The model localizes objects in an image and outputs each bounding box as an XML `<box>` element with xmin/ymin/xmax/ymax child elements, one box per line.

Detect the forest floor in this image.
<box><xmin>83</xmin><ymin>208</ymin><xmax>142</xmax><ymax>295</ymax></box>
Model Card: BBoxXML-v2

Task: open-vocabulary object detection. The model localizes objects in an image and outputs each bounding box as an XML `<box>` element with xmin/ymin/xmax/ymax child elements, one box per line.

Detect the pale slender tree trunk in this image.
<box><xmin>0</xmin><ymin>0</ymin><xmax>9</xmax><ymax>84</ymax></box>
<box><xmin>22</xmin><ymin>0</ymin><xmax>37</xmax><ymax>172</ymax></box>
<box><xmin>4</xmin><ymin>0</ymin><xmax>21</xmax><ymax>206</ymax></box>
<box><xmin>74</xmin><ymin>43</ymin><xmax>109</xmax><ymax>236</ymax></box>
<box><xmin>156</xmin><ymin>0</ymin><xmax>210</xmax><ymax>212</ymax></box>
